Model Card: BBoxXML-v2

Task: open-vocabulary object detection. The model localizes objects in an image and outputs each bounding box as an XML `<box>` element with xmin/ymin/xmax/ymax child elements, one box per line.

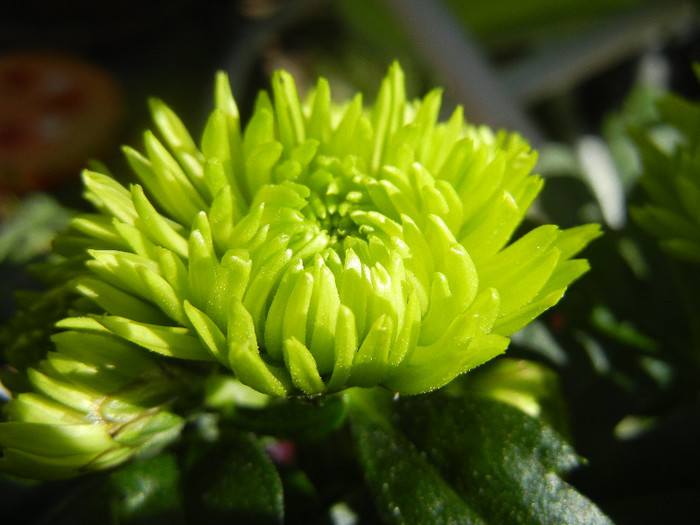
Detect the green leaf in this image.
<box><xmin>182</xmin><ymin>431</ymin><xmax>284</xmax><ymax>525</ymax></box>
<box><xmin>10</xmin><ymin>475</ymin><xmax>114</xmax><ymax>524</ymax></box>
<box><xmin>656</xmin><ymin>91</ymin><xmax>700</xmax><ymax>145</ymax></box>
<box><xmin>0</xmin><ymin>194</ymin><xmax>74</xmax><ymax>263</ymax></box>
<box><xmin>347</xmin><ymin>388</ymin><xmax>487</xmax><ymax>524</ymax></box>
<box><xmin>0</xmin><ymin>284</ymin><xmax>81</xmax><ymax>374</ymax></box>
<box><xmin>109</xmin><ymin>453</ymin><xmax>185</xmax><ymax>525</ymax></box>
<box><xmin>229</xmin><ymin>394</ymin><xmax>347</xmax><ymax>442</ymax></box>
<box><xmin>396</xmin><ymin>392</ymin><xmax>614</xmax><ymax>525</ymax></box>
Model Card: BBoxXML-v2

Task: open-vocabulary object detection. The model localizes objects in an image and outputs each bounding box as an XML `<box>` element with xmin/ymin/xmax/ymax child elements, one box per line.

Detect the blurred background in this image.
<box><xmin>1</xmin><ymin>0</ymin><xmax>698</xmax><ymax>248</ymax></box>
<box><xmin>1</xmin><ymin>1</ymin><xmax>700</xmax><ymax>523</ymax></box>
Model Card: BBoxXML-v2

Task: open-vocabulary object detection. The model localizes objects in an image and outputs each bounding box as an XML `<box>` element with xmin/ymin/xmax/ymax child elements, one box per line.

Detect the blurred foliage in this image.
<box><xmin>0</xmin><ymin>195</ymin><xmax>74</xmax><ymax>265</ymax></box>
<box><xmin>442</xmin><ymin>0</ymin><xmax>646</xmax><ymax>48</ymax></box>
<box><xmin>336</xmin><ymin>0</ymin><xmax>648</xmax><ymax>56</ymax></box>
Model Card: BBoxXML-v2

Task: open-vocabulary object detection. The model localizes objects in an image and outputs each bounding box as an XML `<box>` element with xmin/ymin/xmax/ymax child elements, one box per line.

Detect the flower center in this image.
<box><xmin>301</xmin><ymin>158</ymin><xmax>373</xmax><ymax>252</ymax></box>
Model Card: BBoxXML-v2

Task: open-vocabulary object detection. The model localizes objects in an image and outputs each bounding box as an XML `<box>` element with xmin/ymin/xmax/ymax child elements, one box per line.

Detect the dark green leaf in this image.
<box><xmin>108</xmin><ymin>453</ymin><xmax>185</xmax><ymax>525</ymax></box>
<box><xmin>230</xmin><ymin>394</ymin><xmax>347</xmax><ymax>442</ymax></box>
<box><xmin>0</xmin><ymin>284</ymin><xmax>79</xmax><ymax>377</ymax></box>
<box><xmin>9</xmin><ymin>475</ymin><xmax>113</xmax><ymax>525</ymax></box>
<box><xmin>0</xmin><ymin>475</ymin><xmax>46</xmax><ymax>525</ymax></box>
<box><xmin>396</xmin><ymin>392</ymin><xmax>614</xmax><ymax>525</ymax></box>
<box><xmin>182</xmin><ymin>430</ymin><xmax>283</xmax><ymax>525</ymax></box>
<box><xmin>656</xmin><ymin>92</ymin><xmax>700</xmax><ymax>146</ymax></box>
<box><xmin>347</xmin><ymin>388</ymin><xmax>486</xmax><ymax>525</ymax></box>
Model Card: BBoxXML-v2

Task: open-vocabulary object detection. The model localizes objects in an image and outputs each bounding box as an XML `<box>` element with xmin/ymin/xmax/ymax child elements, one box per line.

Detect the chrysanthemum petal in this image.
<box><xmin>492</xmin><ymin>288</ymin><xmax>567</xmax><ymax>336</ymax></box>
<box><xmin>136</xmin><ymin>265</ymin><xmax>187</xmax><ymax>325</ymax></box>
<box><xmin>307</xmin><ymin>256</ymin><xmax>341</xmax><ymax>373</ymax></box>
<box><xmin>4</xmin><ymin>393</ymin><xmax>85</xmax><ymax>425</ymax></box>
<box><xmin>82</xmin><ymin>171</ymin><xmax>136</xmax><ymax>224</ymax></box>
<box><xmin>50</xmin><ymin>331</ymin><xmax>156</xmax><ymax>377</ymax></box>
<box><xmin>131</xmin><ymin>184</ymin><xmax>188</xmax><ymax>258</ymax></box>
<box><xmin>228</xmin><ymin>299</ymin><xmax>288</xmax><ymax>396</ymax></box>
<box><xmin>272</xmin><ymin>70</ymin><xmax>306</xmax><ymax>149</ymax></box>
<box><xmin>283</xmin><ymin>337</ymin><xmax>325</xmax><ymax>394</ymax></box>
<box><xmin>385</xmin><ymin>333</ymin><xmax>509</xmax><ymax>394</ymax></box>
<box><xmin>73</xmin><ymin>276</ymin><xmax>167</xmax><ymax>325</ymax></box>
<box><xmin>184</xmin><ymin>300</ymin><xmax>228</xmax><ymax>365</ymax></box>
<box><xmin>94</xmin><ymin>316</ymin><xmax>210</xmax><ymax>361</ymax></box>
<box><xmin>348</xmin><ymin>315</ymin><xmax>394</xmax><ymax>388</ymax></box>
<box><xmin>327</xmin><ymin>305</ymin><xmax>358</xmax><ymax>392</ymax></box>
<box><xmin>26</xmin><ymin>369</ymin><xmax>96</xmax><ymax>414</ymax></box>
<box><xmin>0</xmin><ymin>422</ymin><xmax>118</xmax><ymax>457</ymax></box>
<box><xmin>0</xmin><ymin>447</ymin><xmax>133</xmax><ymax>481</ymax></box>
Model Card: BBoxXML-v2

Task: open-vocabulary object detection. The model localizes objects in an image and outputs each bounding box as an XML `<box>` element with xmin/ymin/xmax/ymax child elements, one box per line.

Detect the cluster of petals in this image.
<box><xmin>50</xmin><ymin>63</ymin><xmax>599</xmax><ymax>396</ymax></box>
<box><xmin>0</xmin><ymin>63</ymin><xmax>601</xmax><ymax>479</ymax></box>
<box><xmin>0</xmin><ymin>329</ymin><xmax>184</xmax><ymax>479</ymax></box>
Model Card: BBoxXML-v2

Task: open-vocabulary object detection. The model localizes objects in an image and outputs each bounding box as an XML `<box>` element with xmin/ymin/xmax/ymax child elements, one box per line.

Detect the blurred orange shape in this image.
<box><xmin>0</xmin><ymin>52</ymin><xmax>123</xmax><ymax>193</ymax></box>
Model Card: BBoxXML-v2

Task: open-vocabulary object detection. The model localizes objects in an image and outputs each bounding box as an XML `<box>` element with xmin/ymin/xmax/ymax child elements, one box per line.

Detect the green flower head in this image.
<box><xmin>43</xmin><ymin>63</ymin><xmax>597</xmax><ymax>397</ymax></box>
<box><xmin>0</xmin><ymin>329</ymin><xmax>184</xmax><ymax>479</ymax></box>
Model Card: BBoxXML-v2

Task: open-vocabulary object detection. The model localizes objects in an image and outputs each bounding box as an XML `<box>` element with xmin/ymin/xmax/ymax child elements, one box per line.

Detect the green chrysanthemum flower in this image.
<box><xmin>631</xmin><ymin>81</ymin><xmax>700</xmax><ymax>262</ymax></box>
<box><xmin>0</xmin><ymin>329</ymin><xmax>185</xmax><ymax>479</ymax></box>
<box><xmin>29</xmin><ymin>63</ymin><xmax>597</xmax><ymax>398</ymax></box>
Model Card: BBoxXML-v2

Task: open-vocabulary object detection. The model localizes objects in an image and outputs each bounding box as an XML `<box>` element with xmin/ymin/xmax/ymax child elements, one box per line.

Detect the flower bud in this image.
<box><xmin>0</xmin><ymin>331</ymin><xmax>184</xmax><ymax>479</ymax></box>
